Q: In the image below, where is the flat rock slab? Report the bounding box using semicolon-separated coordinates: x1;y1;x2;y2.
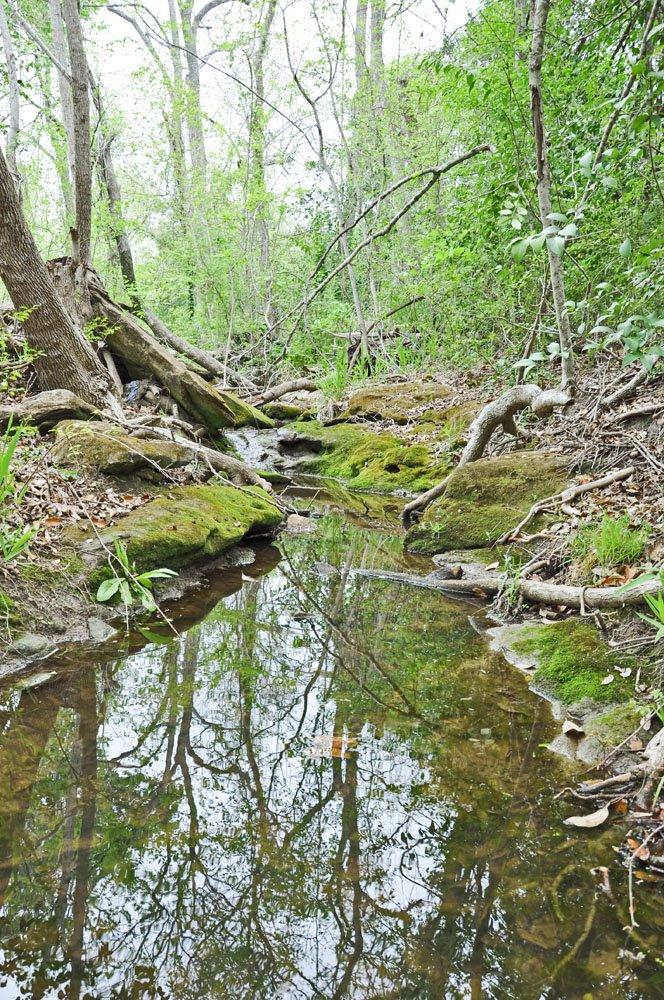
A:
52;420;192;476
345;382;452;423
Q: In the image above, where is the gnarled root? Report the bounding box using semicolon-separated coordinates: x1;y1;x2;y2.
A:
402;384;570;522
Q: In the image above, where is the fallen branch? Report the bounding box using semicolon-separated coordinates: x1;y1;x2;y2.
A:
496;465;635;544
251;378;317;407
130;425;273;491
402;384;570;520
351;566;662;609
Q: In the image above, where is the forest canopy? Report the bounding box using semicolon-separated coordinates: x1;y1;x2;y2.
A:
1;0;661;389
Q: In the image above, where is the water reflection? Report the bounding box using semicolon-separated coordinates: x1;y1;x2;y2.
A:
0;514;661;998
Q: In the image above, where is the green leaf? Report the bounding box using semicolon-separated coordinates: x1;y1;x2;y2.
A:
559;222;578;238
96;578;121;602
547;235;565;257
119;579;133;605
546;212;567;223
619;238;632;257
510;238;529;261
579;151;593;170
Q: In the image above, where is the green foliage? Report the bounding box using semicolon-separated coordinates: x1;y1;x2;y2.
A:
572;515;651;568
0;420;36;563
96;540;178;612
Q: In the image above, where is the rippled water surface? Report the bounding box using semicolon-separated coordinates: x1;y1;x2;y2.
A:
0;490;662;998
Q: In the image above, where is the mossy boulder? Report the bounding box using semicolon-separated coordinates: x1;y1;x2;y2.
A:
512;620;635;708
345;381;451;424
405;450;569;554
280;420;450;492
52;420;193;476
262;401;311;422
75;483;283;580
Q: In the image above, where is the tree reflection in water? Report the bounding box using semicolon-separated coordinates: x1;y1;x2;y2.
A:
0;515;661;999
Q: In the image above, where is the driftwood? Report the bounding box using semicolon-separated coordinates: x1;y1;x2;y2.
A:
0;389;99;432
402;384;570;520
252;378;317;406
351;566;662;610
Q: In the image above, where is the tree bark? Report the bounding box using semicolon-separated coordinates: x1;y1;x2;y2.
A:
61;0;93;267
48;0;76;212
529;0;575;391
0;147;119;411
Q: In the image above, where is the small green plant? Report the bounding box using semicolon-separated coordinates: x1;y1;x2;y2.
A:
96;540;178;611
639;587;664;643
0;419;36;562
572;514;650;568
319;347;351;400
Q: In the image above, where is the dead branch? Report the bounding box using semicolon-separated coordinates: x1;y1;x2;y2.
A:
130;424;273;491
251;378;317;406
402;384;570;520
351;566;662;609
495;465;635;544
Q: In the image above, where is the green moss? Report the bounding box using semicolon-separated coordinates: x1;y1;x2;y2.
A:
514;620;634;706
586;702;644;747
52;420;192;475
82;483;283;583
287;420;450;491
405;451;569;554
262;402;309;421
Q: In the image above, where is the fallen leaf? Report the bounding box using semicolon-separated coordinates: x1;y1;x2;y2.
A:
601;674;615;685
564;805;610;829
627;837;651;861
629;737;644;751
563;720;584;737
485;561;500;571
616;666;632;678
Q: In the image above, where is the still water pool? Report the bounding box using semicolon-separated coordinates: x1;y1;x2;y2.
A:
0;493;661;998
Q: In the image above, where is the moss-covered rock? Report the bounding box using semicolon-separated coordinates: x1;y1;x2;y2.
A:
585;702;644;749
75;483;283;579
405;450;569;554
281;420;450;492
345;381;452;423
513;620;635;708
262;401;311;422
52;420;192;476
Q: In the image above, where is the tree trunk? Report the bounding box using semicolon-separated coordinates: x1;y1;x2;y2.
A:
529;0;575;391
48;0;76;209
61;0;93;267
0;147;119;411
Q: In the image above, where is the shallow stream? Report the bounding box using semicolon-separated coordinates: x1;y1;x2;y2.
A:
0;486;661;998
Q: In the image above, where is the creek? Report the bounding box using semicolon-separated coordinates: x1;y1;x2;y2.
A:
0;483;661;998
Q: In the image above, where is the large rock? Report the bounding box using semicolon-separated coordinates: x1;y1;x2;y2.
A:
0;390;99;433
345;381;452;424
405;450;569;554
75;483;283;579
52;420;192;476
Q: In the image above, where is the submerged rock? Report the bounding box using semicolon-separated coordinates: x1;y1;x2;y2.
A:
74;483;283;579
405;450;568;554
51;420;192;476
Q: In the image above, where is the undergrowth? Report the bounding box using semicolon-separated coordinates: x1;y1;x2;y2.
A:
572;514;650;569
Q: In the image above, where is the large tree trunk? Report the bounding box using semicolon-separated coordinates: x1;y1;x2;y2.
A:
0;2;20;184
0;147;119;411
61;0;93;267
45;264;269;430
529;0;575;391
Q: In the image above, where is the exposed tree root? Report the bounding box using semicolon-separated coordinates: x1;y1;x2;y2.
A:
402;384;570;521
